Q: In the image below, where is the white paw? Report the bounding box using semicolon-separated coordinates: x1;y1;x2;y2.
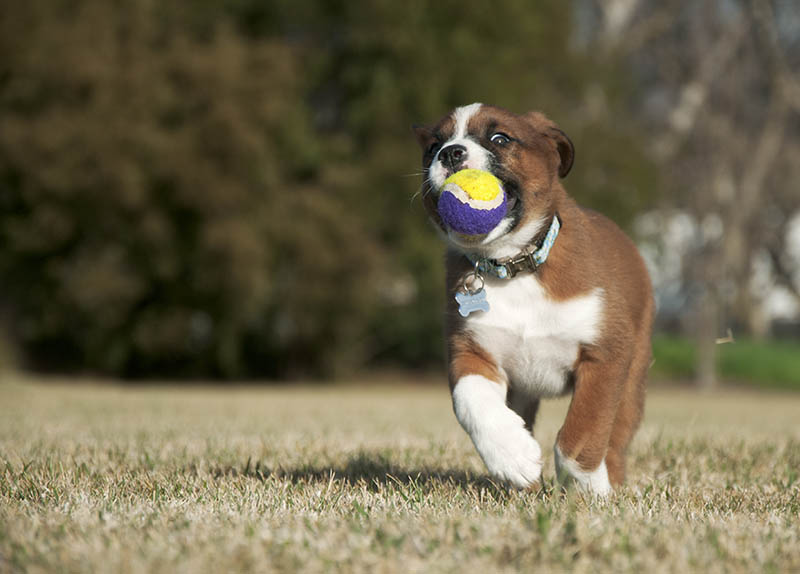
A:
474;421;543;488
452;375;543;489
553;444;612;497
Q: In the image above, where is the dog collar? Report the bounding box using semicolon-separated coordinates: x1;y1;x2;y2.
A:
467;215;560;279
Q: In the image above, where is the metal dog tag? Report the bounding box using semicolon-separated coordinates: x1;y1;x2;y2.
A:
456;264;490;317
455;288;489;317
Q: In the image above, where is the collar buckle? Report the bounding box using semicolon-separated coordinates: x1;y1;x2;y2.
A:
466;215;560;281
501;250;538;278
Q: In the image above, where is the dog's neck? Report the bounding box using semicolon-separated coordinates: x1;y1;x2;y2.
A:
465;215;561;280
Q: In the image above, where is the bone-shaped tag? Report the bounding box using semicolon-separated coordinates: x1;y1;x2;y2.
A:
455;289;490;317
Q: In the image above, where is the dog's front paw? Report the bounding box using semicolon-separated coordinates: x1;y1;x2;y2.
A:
452;374;543;489
476;423;543;488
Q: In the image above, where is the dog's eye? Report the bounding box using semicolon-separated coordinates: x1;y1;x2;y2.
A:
490;133;511;146
427;141;442;156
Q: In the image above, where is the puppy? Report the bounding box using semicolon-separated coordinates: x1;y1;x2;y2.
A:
414;104;654;495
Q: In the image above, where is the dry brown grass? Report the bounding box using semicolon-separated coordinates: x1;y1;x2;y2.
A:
1;374;799;573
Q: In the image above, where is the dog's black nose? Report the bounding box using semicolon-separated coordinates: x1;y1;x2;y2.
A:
438;144;467;170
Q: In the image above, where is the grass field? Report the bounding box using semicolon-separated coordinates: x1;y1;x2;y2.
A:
1;375;799;573
651;336;800;390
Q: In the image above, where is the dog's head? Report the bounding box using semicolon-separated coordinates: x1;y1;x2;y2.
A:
414;104;573;257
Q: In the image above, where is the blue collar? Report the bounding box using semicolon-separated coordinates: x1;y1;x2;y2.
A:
467;215;560;279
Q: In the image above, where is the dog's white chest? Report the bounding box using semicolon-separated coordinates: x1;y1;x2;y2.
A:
464;277;604;397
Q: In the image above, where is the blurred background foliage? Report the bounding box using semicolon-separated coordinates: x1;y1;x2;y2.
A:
0;0;654;379
0;0;797;382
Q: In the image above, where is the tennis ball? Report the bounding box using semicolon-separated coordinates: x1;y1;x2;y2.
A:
437;169;507;235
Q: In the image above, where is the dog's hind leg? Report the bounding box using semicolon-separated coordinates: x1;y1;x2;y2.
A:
605;337;651;487
506;387;540;433
553;354;628;497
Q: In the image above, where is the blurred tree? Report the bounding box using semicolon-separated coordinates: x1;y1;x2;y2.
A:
262;0;659;370
0;0;658;379
580;0;800;387
0;1;380;377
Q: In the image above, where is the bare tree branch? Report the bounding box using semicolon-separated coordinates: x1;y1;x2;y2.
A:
749;0;800;114
653;16;749;161
595;0;702;55
766;244;800;299
597;0;642;40
738;99;788;219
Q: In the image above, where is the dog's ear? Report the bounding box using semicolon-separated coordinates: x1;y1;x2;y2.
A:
524;112;575;178
412;124;434;149
548;128;574;178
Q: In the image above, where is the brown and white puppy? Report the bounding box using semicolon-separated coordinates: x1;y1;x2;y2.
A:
414;104;654;495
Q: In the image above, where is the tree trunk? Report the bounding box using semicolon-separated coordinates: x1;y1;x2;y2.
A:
695;288;719;390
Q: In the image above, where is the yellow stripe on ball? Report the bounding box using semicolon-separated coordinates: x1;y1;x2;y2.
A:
443;169;502;201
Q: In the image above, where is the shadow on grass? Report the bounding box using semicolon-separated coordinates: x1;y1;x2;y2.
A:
204;451;513;492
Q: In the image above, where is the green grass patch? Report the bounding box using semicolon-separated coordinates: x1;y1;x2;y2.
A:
652;335;800;389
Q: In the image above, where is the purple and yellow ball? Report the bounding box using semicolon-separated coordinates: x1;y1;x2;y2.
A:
437;169;507;236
